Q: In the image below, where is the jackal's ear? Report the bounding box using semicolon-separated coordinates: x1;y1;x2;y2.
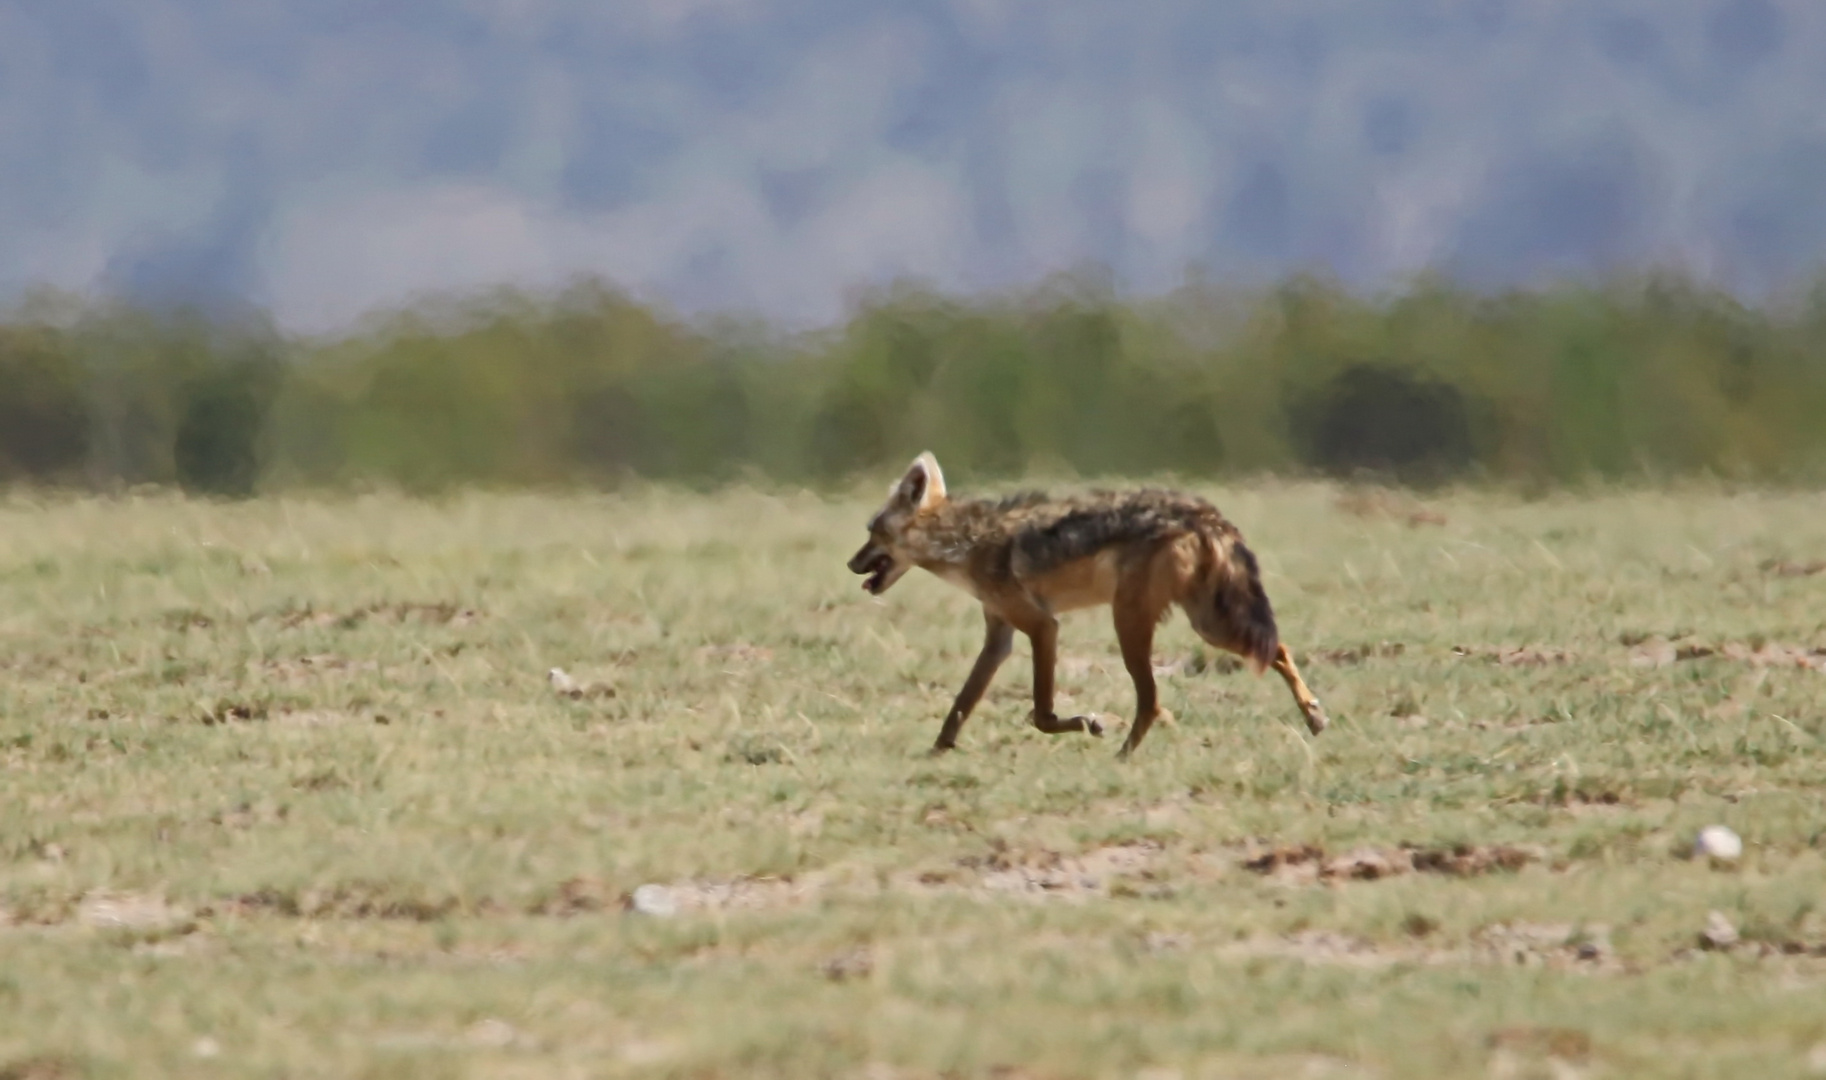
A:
894;451;946;511
911;451;945;506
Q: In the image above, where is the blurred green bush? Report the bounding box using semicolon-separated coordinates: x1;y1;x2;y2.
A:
4;269;1826;494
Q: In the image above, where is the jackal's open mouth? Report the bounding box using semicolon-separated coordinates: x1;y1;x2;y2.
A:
859;553;895;594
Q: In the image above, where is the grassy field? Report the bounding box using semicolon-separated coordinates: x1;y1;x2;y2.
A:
2;480;1826;1079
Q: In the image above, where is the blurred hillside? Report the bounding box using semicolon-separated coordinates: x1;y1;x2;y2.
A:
6;271;1826;495
9;2;1826;328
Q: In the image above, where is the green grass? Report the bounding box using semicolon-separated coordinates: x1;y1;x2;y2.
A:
2;481;1826;1079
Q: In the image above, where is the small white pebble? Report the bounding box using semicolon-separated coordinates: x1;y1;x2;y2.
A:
629;884;678;918
1701;910;1740;950
1695;825;1743;863
467;1018;518;1048
548;668;579;694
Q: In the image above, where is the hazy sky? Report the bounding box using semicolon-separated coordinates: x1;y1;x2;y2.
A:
8;0;1826;330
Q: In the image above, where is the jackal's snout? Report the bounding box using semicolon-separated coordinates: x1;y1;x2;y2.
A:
848;540;898;594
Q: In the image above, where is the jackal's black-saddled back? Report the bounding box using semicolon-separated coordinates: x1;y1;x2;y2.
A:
998;489;1227;574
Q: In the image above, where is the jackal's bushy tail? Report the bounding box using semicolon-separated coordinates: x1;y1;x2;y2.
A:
1187;529;1280;673
1221;539;1280;671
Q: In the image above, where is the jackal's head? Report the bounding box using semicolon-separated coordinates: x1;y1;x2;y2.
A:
848;451;947;595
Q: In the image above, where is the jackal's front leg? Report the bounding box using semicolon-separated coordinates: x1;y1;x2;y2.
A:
1021;614;1104;740
931;611;1014;752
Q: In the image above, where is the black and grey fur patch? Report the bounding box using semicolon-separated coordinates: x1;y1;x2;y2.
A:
1005;490;1219;575
912;489;1234;577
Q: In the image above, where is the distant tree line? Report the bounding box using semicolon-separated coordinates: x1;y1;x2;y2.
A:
5;270;1826;496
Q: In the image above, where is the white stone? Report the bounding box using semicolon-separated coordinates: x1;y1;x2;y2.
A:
1701;910;1740;950
466;1018;518;1048
1695;825;1743;863
629;884;678;917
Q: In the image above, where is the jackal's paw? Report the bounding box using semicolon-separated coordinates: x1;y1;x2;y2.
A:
1303;698;1330;736
1030;711;1102;737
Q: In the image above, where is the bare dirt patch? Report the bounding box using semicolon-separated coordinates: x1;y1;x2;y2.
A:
209;885;458;922
76;891;193;933
959;841;1171;900
1242;841;1544;885
630;875;825;914
1220;921;1619;974
1451;645;1579;666
3;891;200;940
275;709;373;727
1627;636;1826;672
1474;922;1618;971
258;601;481;631
539;873;825;917
1760;558;1826;578
586;843;1183;915
1219;916;1826;979
1061;652;1244;679
1308;642;1407;666
1220;930;1416;969
257;654;381;682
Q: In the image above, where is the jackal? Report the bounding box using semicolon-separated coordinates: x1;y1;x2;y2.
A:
847;452;1328;758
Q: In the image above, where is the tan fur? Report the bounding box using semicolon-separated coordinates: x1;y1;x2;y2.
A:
848;452;1329;758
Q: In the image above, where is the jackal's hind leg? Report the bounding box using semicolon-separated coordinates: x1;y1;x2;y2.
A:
1271;643;1328;735
1114;578;1171;759
1020;613;1104;740
1030;712;1104;736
